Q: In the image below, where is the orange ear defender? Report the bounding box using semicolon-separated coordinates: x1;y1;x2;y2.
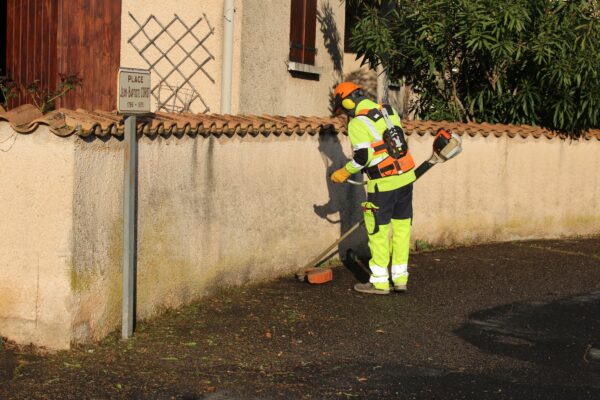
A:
341;98;356;110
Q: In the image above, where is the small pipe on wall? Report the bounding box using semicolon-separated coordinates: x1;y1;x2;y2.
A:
221;0;235;114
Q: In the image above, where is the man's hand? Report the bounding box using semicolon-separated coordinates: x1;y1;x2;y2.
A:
330;167;351;183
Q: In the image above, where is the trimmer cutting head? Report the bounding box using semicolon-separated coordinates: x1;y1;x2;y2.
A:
295;267;333;284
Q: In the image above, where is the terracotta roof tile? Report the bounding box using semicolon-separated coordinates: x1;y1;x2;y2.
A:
0;104;44;133
0;105;599;141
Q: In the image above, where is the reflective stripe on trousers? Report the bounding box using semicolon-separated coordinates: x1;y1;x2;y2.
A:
365;219;412;289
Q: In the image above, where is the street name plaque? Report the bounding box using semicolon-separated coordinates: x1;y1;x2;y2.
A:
117;68;151;114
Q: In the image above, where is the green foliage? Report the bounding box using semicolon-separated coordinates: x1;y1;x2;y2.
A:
348;0;600;137
0;74;18;109
25;73;83;114
415;239;433;252
0;73;82;113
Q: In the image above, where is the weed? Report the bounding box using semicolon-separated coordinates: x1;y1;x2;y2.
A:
0;72;82;113
415;239;434;253
0;74;18;108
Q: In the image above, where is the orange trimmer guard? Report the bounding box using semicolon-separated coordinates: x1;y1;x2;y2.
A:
306;268;333;284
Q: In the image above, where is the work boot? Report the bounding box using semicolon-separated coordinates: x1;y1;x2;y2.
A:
393;274;408;292
353;282;390;295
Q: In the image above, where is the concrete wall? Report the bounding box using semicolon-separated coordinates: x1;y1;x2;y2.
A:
0;125;75;349
2;122;600;349
410;134;600;245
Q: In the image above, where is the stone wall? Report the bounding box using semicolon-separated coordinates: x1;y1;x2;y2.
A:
1;121;599;349
0;125;75;349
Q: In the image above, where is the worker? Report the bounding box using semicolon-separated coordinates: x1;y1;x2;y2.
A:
331;82;416;295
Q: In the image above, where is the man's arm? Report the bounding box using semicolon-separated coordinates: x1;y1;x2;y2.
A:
331;119;373;183
344;119;374;174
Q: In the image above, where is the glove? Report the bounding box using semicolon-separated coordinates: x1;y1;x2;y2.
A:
330;167;351;183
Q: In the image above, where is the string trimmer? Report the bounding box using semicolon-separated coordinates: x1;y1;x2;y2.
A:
296;129;462;283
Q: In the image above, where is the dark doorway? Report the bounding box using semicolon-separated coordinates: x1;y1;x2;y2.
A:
0;0;7;105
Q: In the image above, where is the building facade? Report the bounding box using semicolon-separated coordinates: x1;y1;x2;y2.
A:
2;0;352;116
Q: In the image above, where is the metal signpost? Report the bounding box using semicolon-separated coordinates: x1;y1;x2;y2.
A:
117;67;151;339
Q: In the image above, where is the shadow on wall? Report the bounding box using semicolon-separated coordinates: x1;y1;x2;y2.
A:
317;2;343;77
318;1;344;117
344;67;377;100
344;67;415;119
313;132;369;281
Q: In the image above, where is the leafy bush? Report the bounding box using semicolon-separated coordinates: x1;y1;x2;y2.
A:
348;0;600;137
0;73;82;113
0;74;18;109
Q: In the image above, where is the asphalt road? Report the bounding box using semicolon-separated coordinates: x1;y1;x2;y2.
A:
1;237;599;399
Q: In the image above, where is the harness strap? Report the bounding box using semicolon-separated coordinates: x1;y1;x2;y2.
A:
355;104;415;179
371;140;387;155
365;150;415;179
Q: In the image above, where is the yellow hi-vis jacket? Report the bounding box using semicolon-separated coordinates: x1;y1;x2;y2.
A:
344;99;416;193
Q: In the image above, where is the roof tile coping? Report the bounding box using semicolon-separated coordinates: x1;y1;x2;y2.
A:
0;104;599;141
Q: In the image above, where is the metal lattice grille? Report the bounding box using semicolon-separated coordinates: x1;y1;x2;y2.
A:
128;13;215;113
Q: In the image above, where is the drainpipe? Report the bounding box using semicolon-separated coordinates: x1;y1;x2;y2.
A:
221;0;235;114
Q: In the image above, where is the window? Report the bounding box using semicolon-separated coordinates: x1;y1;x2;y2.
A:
289;0;317;65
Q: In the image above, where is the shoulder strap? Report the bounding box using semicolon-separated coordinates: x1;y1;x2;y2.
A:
380;106;395;130
357;107;383;121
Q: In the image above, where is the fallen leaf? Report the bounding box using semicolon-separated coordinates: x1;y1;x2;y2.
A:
265;331;272;339
357;377;368;383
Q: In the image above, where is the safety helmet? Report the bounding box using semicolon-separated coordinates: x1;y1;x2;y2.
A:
333;82;364;116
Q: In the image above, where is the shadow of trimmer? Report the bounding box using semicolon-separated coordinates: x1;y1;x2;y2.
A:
344;248;371;283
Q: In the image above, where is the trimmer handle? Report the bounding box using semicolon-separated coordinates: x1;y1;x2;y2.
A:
414;161;434;179
347;179;366;186
348;160;433;184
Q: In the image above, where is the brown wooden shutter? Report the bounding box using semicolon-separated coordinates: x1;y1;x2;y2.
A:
303;0;317;65
289;0;317;65
4;0;121;111
56;0;121;110
5;0;59;108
